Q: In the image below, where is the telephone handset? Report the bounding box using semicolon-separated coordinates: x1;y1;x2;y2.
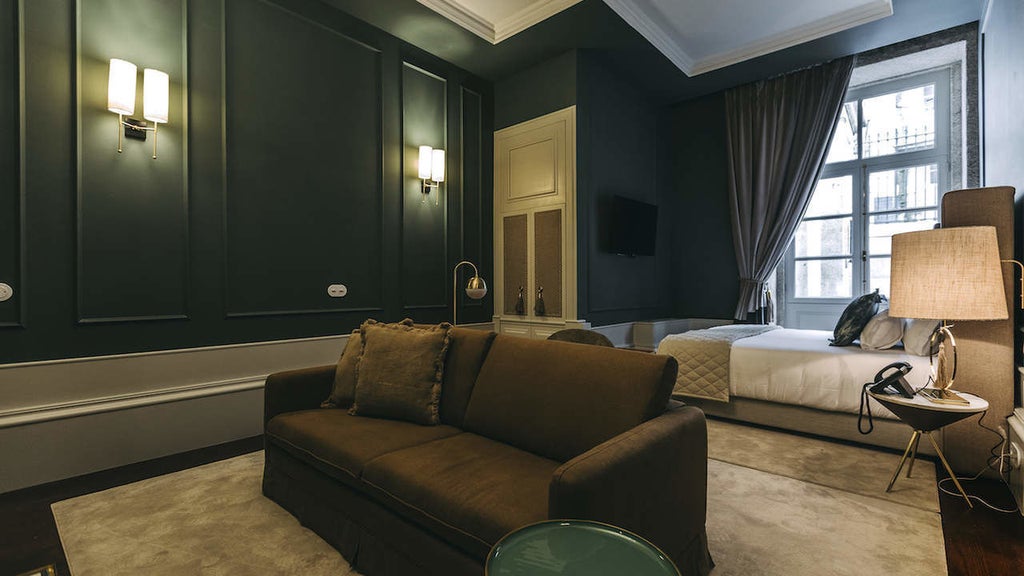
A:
869;361;915;398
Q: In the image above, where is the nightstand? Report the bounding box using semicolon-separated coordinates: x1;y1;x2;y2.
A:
869;389;988;507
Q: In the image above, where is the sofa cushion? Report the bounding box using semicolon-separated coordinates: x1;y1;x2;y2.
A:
462;335;677;462
266;410;461;482
362;433;558;559
439;328;497;427
321;330;361;409
351;319;452;425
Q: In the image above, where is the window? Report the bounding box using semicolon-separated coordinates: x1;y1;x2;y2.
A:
784;69;950;327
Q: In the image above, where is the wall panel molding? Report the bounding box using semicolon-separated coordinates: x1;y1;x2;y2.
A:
0;0;24;328
401;61;448;312
75;0;190;324
222;0;385;319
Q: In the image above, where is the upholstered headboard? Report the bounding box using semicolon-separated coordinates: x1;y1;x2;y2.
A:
941;186;1016;474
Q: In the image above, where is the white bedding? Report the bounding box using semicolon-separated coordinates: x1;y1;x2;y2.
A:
729;328;933;419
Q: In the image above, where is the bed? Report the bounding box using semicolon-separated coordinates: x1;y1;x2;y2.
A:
658;325;937;453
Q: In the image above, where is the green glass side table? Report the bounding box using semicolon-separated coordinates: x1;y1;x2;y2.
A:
486;520;680;576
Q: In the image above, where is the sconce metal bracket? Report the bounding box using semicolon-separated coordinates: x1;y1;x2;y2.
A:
123;118;149;141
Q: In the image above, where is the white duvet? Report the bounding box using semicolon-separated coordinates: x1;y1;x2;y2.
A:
729;328;933;418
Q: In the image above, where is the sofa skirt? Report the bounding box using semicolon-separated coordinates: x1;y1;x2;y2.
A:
262;443;482;576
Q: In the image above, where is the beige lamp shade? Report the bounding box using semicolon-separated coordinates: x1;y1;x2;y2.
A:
107;59;137;115
143;68;169;124
889;226;1008;321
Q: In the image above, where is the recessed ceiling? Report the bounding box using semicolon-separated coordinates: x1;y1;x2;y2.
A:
418;0;895;76
603;0;894;75
416;0;585;43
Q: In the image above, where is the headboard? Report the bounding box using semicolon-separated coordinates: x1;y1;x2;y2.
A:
941;186;1016;474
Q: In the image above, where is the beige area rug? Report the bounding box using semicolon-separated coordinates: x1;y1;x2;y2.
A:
52;423;946;576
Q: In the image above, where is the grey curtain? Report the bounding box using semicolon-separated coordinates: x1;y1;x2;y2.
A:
725;57;855;320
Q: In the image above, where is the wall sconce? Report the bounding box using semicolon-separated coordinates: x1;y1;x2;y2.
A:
107;59;169;159
418;145;445;205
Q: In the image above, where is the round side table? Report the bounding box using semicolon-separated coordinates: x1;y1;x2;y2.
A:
485;520;680;576
869;389;988;507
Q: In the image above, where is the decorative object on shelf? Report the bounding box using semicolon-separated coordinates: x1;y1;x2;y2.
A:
107;59;169;159
535;286;545;316
889;226;1009;391
514;285;525;315
418;145;445;205
452;260;487;325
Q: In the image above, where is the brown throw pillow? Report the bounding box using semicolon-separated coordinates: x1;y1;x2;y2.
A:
321;330;362;409
350;319;452;425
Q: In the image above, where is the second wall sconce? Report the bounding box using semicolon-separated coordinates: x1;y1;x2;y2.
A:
418;145;445;205
108;59;169;159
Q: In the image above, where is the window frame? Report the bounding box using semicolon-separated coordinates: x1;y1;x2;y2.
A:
784;68;951;306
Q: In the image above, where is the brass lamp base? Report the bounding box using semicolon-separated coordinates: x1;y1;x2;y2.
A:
931;323;957;390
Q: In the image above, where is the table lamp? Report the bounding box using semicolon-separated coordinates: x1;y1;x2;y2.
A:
889;226;1008;390
452;260;487;326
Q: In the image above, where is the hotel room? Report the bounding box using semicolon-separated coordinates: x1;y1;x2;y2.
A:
1;0;1023;574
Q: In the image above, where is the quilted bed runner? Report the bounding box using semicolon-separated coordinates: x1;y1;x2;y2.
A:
658;324;780;402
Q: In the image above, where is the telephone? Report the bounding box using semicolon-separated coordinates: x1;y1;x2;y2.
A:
869;361;915;398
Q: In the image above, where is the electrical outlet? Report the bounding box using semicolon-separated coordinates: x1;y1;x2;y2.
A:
327;284;348;298
0;283;12;302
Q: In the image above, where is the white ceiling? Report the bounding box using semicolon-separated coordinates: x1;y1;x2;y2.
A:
418;0;894;76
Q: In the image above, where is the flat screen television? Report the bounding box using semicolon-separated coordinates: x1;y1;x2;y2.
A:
609;195;657;256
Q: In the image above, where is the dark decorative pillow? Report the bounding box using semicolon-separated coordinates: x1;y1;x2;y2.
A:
321;330;362;409
830;289;885;347
350;319;452;425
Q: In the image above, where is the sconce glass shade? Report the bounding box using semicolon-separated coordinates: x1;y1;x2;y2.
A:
418;146;433;179
143;68;169;124
107;59;137;115
431;149;446;183
465;275;487;300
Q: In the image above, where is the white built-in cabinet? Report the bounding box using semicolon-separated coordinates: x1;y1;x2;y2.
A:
492;106;588;339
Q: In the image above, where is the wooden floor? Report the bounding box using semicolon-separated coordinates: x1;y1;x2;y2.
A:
1;436;1022;576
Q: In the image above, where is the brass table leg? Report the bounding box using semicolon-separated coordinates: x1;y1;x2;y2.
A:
927;432;973;508
887;430;920;492
906;432;922;478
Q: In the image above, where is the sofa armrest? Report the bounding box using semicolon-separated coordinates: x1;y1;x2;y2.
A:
548;405;709;569
264;364;336;427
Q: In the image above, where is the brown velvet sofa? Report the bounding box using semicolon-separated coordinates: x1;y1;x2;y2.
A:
262;328;713;576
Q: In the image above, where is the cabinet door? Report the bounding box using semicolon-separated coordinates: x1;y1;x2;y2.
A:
533;208;562;318
495;107;575;213
502;213;529;316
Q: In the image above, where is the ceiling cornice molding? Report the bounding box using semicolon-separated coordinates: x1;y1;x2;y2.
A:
494;0;586;43
688;0;894;75
417;0;585;44
601;0;695;73
416;0;495;42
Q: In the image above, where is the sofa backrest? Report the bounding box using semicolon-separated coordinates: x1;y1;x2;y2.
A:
461;335;678;462
439;327;497;427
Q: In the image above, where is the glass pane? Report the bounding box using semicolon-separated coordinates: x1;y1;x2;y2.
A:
825;102;858;164
794;259;853;298
869;257;891;297
862;84;935;158
794;217;852;257
805;175;853;217
867;210;939;255
868;165;939;212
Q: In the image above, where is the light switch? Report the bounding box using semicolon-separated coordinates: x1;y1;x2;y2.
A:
327;284;348;298
0;283;11;302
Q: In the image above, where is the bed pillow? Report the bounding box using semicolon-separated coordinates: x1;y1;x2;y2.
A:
830;289;885;347
321;330;362;409
350;319;452;425
859;308;903;351
903;318;941;356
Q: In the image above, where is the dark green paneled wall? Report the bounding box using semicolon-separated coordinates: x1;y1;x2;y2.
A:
0;0;492;363
0;0;18;327
494;50;576;130
576;52;673;326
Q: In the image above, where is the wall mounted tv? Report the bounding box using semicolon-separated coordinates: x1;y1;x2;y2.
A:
609;195;657;256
